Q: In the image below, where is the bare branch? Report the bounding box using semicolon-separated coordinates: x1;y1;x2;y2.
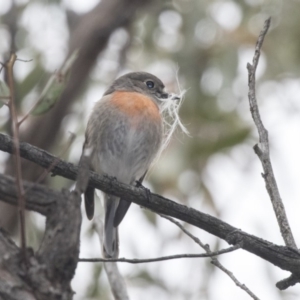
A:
276;274;300;290
79;244;241;264
247;18;296;249
1;170;300;278
0;133;300;282
29;132;76;190
6;53;27;260
15;58;33;63
160;215;260;300
247;17;300;290
0;173;60;216
210;252;260;300
1;133;300;279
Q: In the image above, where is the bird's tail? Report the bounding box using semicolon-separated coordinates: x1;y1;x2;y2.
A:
103;195;119;258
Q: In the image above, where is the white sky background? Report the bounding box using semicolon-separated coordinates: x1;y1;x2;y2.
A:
1;0;300;299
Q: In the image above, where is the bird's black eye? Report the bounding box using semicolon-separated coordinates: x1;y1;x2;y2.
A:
146;80;155;89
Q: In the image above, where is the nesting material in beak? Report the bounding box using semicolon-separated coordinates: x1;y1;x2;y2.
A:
170;93;181;101
158;90;188;156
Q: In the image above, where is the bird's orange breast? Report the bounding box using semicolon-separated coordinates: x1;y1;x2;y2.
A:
110;91;161;122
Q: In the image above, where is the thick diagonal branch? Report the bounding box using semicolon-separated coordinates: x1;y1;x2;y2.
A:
1;133;300;277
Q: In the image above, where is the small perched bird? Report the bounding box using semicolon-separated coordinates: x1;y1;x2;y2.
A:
80;72;181;258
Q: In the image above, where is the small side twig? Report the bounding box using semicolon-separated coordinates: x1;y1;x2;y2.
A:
160;215;260;300
79;244;240;264
15;58;33;63
247;18;297;249
276;274;300;290
6;53;27;261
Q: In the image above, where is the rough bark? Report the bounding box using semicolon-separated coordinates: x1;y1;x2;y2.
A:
0;187;81;300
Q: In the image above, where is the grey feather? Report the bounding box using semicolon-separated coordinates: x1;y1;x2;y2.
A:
103;195;119;258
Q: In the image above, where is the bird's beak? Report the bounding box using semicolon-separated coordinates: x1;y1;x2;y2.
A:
160;91;180;101
171;94;180;100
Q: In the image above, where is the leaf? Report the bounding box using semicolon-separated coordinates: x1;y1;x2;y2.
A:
18;64;45;99
0;81;10;108
0;81;9;97
31;50;78;115
31;74;65;115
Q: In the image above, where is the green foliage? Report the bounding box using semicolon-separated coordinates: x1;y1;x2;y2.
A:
31;72;65;115
0;81;9;108
31;51;78;115
17;64;45;100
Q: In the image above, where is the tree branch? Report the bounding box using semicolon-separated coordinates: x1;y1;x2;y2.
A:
160;215;260;300
79;244;241;264
6;53;27;257
1;133;300;281
247;18;299;289
0;189;81;299
247;18;296;249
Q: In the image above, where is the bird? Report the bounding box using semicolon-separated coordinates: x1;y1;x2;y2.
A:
80;72;179;258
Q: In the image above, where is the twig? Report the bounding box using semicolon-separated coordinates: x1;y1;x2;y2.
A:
276;274;300;290
6;53;27;261
160;215;260;300
79;244;241;263
15;58;33;63
160;214;206;247
209;253;260;300
247;18;297;249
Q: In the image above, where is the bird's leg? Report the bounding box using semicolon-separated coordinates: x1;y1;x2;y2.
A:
135;181;151;202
